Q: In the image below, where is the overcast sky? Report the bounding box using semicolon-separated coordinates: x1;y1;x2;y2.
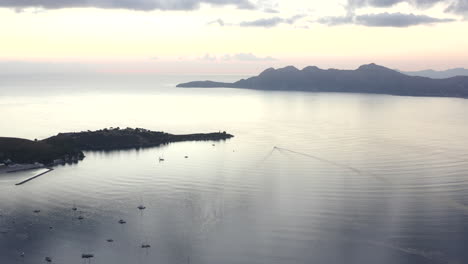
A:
0;0;467;74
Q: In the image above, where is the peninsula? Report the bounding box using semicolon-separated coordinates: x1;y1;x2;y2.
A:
177;63;468;99
0;127;233;166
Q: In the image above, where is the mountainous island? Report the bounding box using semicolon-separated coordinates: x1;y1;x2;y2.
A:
177;63;468;99
402;68;468;79
0;127;233;166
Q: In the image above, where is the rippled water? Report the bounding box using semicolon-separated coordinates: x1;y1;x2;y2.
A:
1;75;468;264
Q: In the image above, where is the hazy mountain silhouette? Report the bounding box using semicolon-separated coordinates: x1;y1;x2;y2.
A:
177;63;468;98
401;68;468;79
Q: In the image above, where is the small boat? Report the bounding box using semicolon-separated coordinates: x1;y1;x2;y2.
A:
45;256;52;262
159;157;165;162
82;254;94;259
118;219;126;224
33;210;41;214
137;205;146;210
141;243;151;249
106;239;114;243
185;156;188;158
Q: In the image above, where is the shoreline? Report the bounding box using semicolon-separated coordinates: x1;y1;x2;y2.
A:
0;163;45;174
1;127;234;166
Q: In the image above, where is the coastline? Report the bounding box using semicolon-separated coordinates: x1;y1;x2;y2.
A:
1;127;234;168
0;163;45;174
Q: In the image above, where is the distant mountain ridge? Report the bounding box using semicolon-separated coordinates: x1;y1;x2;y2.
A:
177;63;468;99
401;68;468;79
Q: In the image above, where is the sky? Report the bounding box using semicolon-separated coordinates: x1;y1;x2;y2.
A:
0;0;467;74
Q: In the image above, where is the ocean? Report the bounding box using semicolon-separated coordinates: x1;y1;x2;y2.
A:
1;73;468;264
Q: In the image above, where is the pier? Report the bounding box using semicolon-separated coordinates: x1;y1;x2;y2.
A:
15;168;54;186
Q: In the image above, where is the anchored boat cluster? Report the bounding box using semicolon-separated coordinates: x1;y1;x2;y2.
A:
3;204;151;263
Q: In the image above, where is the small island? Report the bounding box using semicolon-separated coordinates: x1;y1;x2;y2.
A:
0;127;234;170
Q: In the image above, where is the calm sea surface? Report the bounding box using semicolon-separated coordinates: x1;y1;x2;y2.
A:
1;74;468;264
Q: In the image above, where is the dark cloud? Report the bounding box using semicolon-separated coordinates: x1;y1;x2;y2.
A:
445;0;468;17
0;0;255;11
347;0;468;17
239;15;305;27
356;12;456;26
317;15;354;26
319;0;465;28
317;12;455;27
347;0;443;9
240;17;283;27
207;14;305;28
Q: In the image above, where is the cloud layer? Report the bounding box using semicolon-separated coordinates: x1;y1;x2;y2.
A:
347;0;443;9
239;15;305;27
318;12;456;27
347;0;468;17
2;0;466;28
0;0;255;11
208;14;305;28
356;12;455;26
316;0;464;27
